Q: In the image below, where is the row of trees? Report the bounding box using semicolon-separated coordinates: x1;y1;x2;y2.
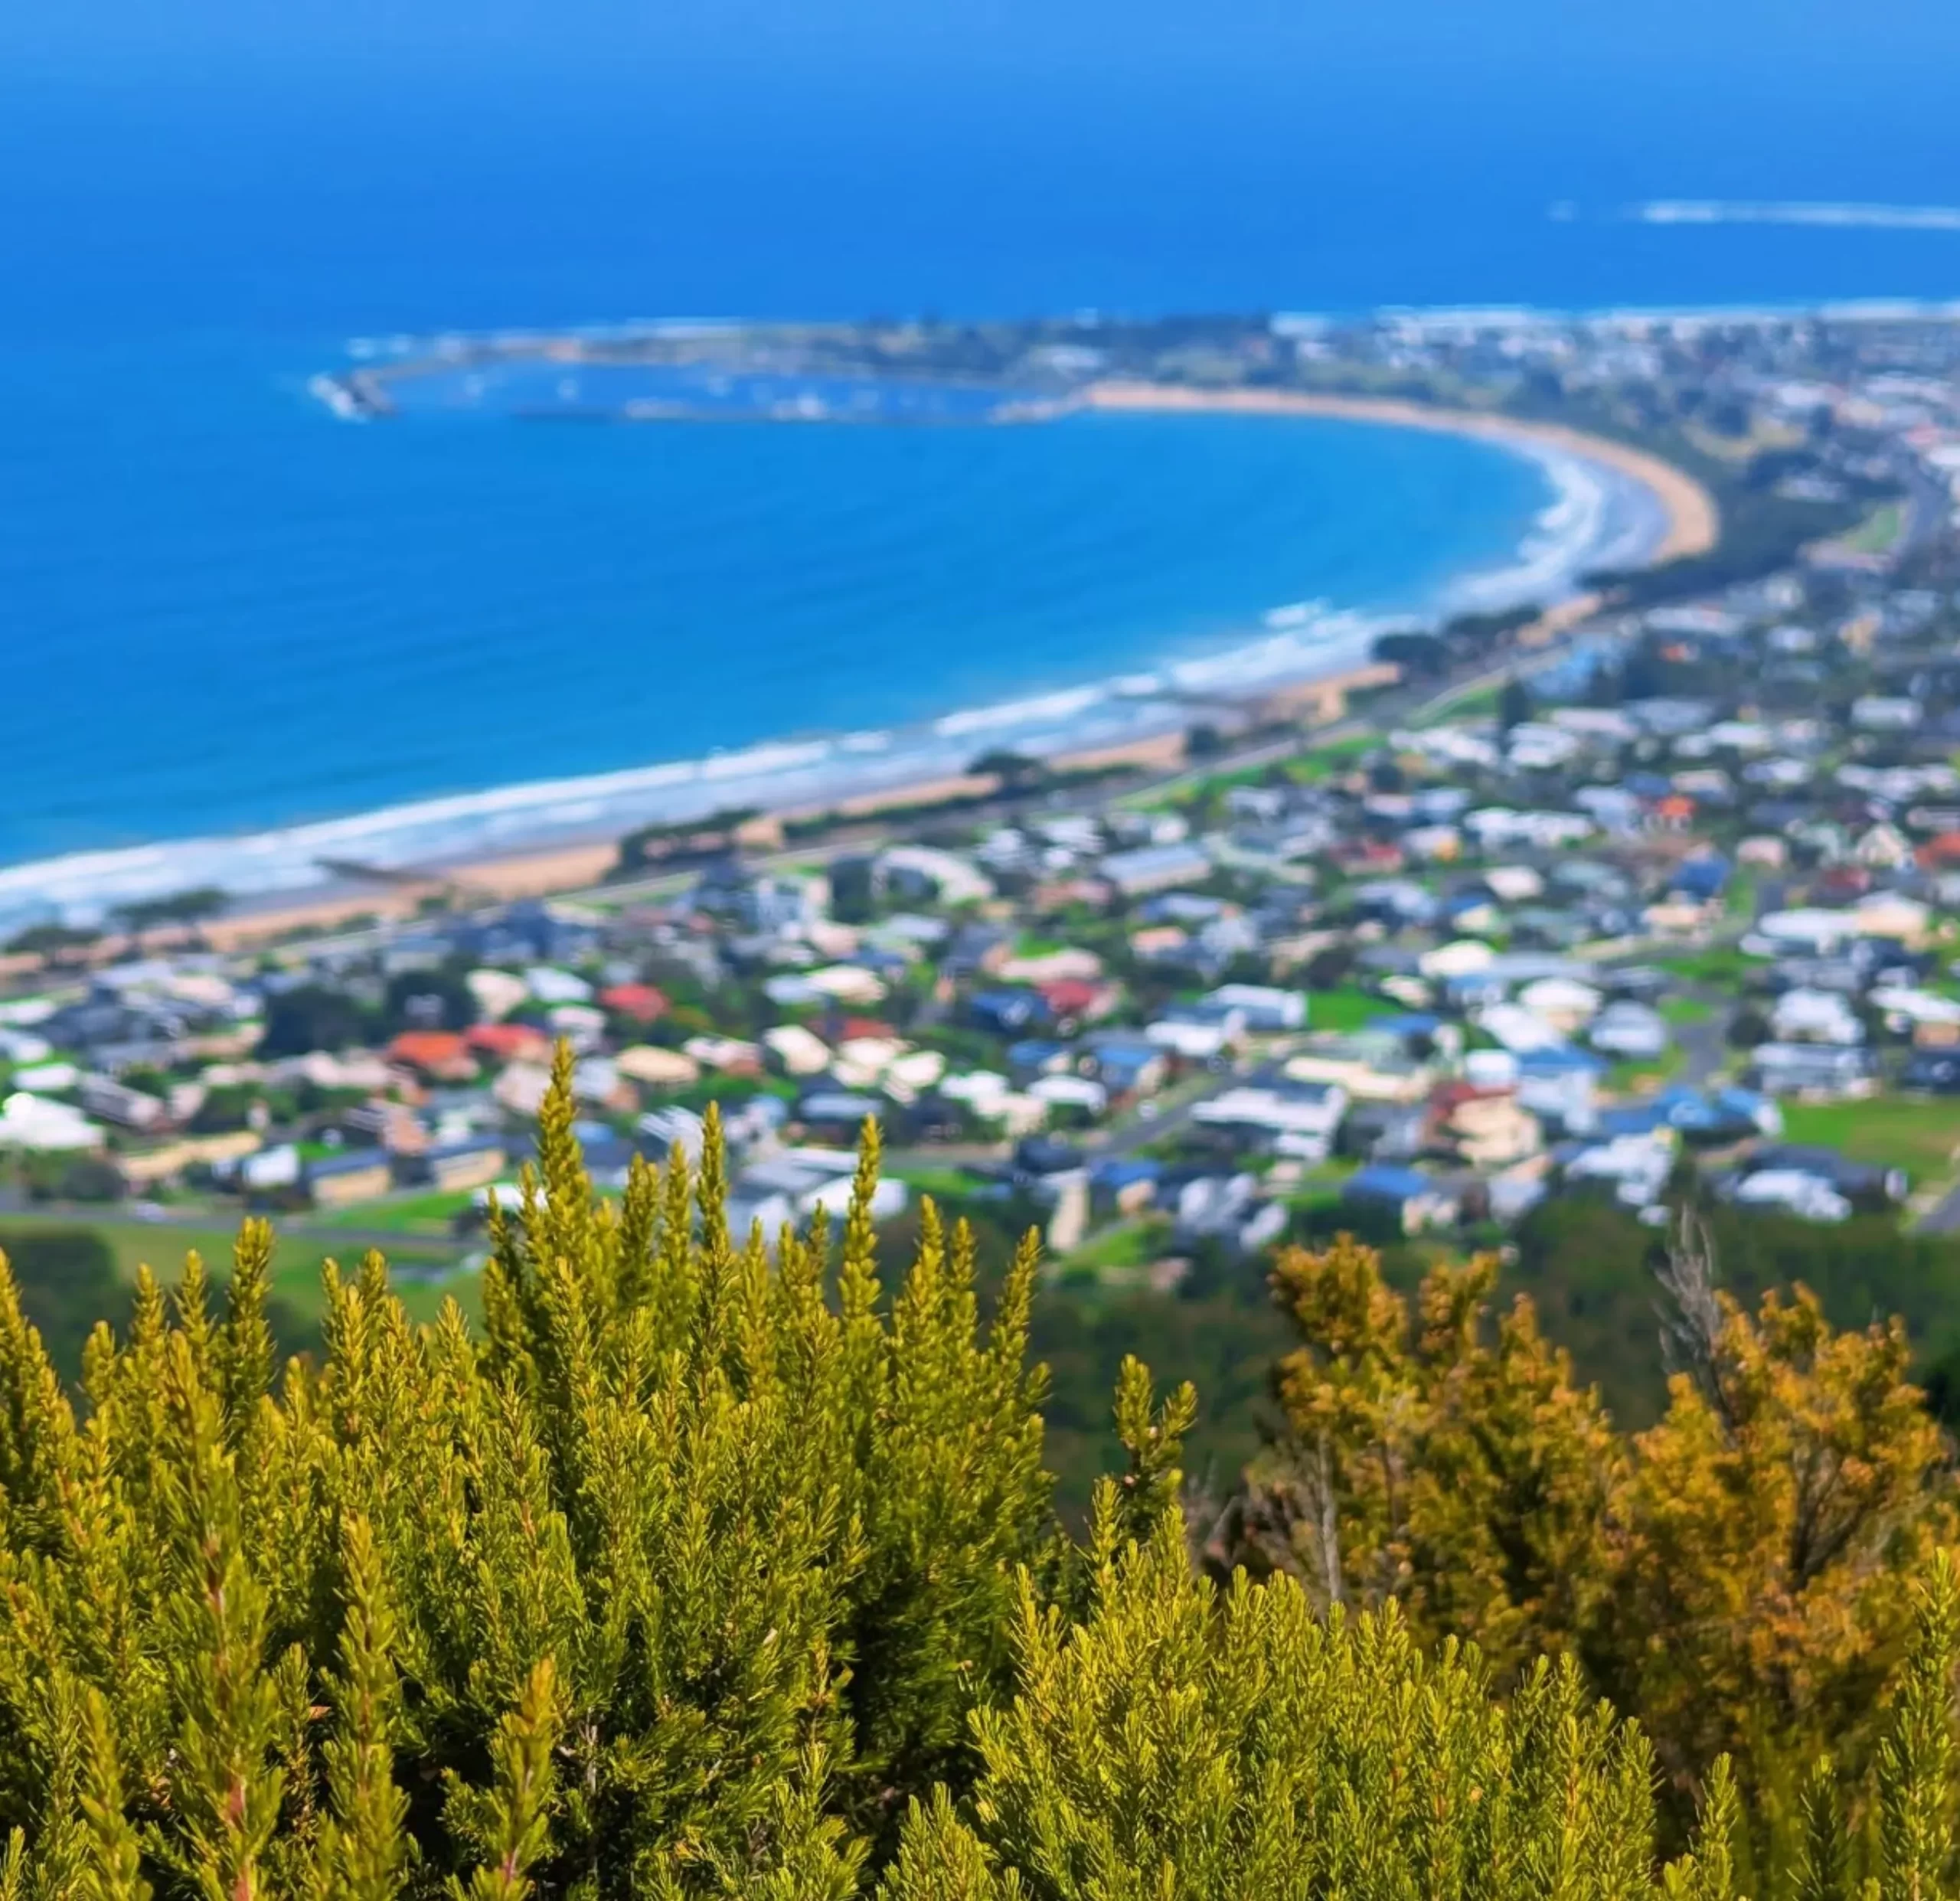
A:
0;1057;1954;1895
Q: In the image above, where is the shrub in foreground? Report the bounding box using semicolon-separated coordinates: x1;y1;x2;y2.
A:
1232;1228;1957;1876
0;1057;1945;1897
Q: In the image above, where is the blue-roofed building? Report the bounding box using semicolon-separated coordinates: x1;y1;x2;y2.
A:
1088;1155;1162;1217
1005;1037;1073;1081
969;989;1052;1037
1515;1044;1606;1076
1710;1086;1782;1139
1595;1086;1773;1145
1138;892;1226;926
449;899;600;966
797;1090;887;1143
1078;1031;1168;1099
1343;1164;1457;1234
1594;1100;1676;1139
1441;971;1509;1011
1669;854;1731;902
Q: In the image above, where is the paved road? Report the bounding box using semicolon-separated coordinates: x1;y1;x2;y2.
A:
1674;986;1734;1090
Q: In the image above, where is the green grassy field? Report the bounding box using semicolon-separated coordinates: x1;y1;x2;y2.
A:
314;1185;483;1234
1284;735;1377;783
1308;985;1389;1032
1778;1095;1960;1185
1057;1217;1172;1278
1653;946;1764;988
1841;500;1905;557
1606;1050;1687;1095
891;1165;978;1203
0;1215;475;1328
1406;681;1504;729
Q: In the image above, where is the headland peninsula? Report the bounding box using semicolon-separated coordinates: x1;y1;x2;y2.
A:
315;309;1717;565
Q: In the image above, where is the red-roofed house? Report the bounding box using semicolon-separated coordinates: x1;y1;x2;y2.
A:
599;982;670;1026
466;1021;553;1065
386;1031;479;1083
1037;978;1120;1031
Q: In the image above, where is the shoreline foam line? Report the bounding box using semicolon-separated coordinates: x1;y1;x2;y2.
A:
0;400;1713;928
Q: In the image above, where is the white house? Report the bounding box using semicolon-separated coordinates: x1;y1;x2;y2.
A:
763;1024;834;1076
1476;1002;1568;1056
1770;988;1864;1047
1146;1018;1236;1062
1192;1083;1348;1162
0;1092;102;1152
1732;1169;1851;1223
1589;1001;1669;1060
1205;983;1308;1032
1564;1131;1674;1209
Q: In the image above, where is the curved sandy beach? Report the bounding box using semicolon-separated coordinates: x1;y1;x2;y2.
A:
1079;381;1719;563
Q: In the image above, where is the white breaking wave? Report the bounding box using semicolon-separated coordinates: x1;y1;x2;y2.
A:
934;687;1107;740
1440;439;1660;615
1633;199;1960;233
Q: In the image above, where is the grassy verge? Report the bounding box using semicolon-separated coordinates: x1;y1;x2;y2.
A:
1606;1050;1686;1095
0;1214;475;1328
1412;683;1501;728
1840;501;1905;557
1308;985;1390;1033
1284;735;1377;783
1778;1095;1960;1186
1654;946;1762;988
1056;1217;1173;1279
314;1186;482;1233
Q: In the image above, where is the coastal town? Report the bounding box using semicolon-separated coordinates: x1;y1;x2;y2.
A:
9;299;1960;1428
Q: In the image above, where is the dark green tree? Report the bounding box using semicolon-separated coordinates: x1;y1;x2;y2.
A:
260;984;372;1058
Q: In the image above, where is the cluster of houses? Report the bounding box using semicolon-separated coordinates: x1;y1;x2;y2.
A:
2;552;1958;1272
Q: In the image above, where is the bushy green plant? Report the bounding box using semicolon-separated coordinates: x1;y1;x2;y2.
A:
0;1050;1945;1899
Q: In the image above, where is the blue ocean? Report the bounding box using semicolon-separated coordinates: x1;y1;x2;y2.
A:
2;2;1958;906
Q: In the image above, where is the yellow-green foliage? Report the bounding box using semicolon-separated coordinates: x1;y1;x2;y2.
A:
0;1053;1060;1897
887;1517;1664;1901
1246;1232;1960;1886
0;1050;1943;1899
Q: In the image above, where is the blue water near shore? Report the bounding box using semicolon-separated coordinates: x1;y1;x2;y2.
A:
2;36;1958;906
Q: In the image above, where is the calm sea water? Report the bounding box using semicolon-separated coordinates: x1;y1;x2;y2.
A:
2;44;1958;875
